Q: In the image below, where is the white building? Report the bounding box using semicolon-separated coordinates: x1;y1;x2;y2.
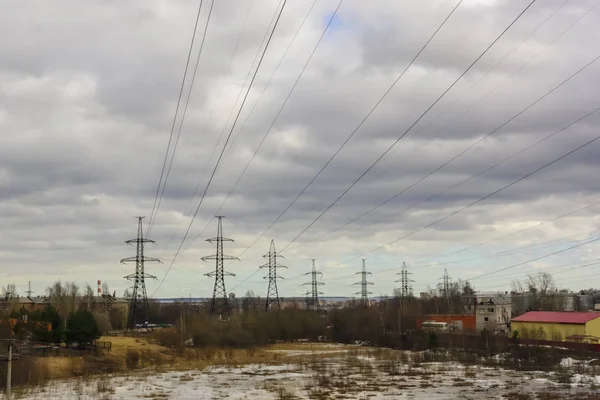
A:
475;292;512;333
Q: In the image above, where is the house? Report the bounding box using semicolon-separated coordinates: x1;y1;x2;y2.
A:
511;311;600;341
0;296;50;314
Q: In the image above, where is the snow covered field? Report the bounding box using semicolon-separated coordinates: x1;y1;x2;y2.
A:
8;349;600;399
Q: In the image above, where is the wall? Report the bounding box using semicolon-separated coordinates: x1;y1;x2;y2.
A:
584;317;600;338
512;321;585;341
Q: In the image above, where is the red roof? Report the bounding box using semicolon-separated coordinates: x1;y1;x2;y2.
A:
512;311;600;324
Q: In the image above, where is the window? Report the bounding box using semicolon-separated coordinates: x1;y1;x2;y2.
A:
484;317;489;322
488;308;494;312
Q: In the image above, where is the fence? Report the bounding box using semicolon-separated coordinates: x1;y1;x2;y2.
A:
14;340;112;358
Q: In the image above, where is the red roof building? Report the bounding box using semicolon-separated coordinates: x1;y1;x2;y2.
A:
511;311;600;341
512;311;600;324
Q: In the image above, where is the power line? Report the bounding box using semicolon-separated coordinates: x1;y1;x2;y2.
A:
185;0;323;250
278;0;537;253
227;0;465;279
410;0;574;143
147;0;208;236
152;0;289;296
166;1;284;249
330;130;600;271
163;0;257;248
285;102;600;252
475;258;600;287
409;193;600;269
319;231;600;284
221;0;319;161
469;236;600;282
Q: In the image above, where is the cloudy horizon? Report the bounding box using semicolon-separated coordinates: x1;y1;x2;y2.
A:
2;0;600;300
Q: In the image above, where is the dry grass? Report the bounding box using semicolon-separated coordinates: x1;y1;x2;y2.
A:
104;336;169;358
266;342;347;352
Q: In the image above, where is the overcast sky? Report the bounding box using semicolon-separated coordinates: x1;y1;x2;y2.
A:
2;0;600;299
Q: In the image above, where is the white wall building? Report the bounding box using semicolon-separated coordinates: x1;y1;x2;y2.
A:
475;292;512;333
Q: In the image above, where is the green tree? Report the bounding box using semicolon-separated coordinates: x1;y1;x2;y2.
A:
65;309;100;345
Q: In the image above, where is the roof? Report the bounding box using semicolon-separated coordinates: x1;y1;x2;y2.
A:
512;311;600;324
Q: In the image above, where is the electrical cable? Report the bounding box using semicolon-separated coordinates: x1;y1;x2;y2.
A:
409;0;573;143
226;0;466;291
470;238;600;282
185;0;323;250
285;103;600;252
147;0;216;237
221;0;319;161
165;0;282;248
278;0;537;253
152;0;289;297
164;0;257;248
409;194;600;269
326;128;600;272
146;0;206;236
289;0;600;250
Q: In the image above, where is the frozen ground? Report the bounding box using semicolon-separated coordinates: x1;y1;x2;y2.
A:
8;351;600;399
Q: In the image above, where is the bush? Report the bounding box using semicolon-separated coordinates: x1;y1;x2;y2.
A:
125;349;140;369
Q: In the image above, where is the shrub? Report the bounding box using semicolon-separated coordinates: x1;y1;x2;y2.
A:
125;349;140;369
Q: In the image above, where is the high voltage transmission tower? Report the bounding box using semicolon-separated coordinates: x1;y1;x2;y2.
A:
353;259;373;306
202;216;238;317
303;259;324;312
121;217;161;329
395;262;413;297
440;268;452;306
260;240;286;311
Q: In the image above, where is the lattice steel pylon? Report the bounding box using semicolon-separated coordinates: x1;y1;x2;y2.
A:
202;216;238;317
303;259;324;312
260;240;286;311
353;259;373;306
121;216;161;329
440;268;451;300
395;262;414;297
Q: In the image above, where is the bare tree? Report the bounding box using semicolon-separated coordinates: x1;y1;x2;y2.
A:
2;283;16;300
526;272;555;296
47;281;80;324
83;284;95;311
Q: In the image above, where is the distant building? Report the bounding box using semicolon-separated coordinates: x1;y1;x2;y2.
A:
579;295;594;311
475;292;511;333
96;294;129;315
0;296;50;314
512;311;600;342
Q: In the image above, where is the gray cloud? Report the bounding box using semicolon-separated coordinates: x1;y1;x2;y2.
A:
1;0;600;298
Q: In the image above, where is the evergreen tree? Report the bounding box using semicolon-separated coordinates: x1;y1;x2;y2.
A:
65;309;100;345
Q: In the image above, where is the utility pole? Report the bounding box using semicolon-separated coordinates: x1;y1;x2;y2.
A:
260;240;286;311
121;216;161;329
202;216;238;317
395;262;413;297
303;259;324;312
353;259;373;307
6;340;13;400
